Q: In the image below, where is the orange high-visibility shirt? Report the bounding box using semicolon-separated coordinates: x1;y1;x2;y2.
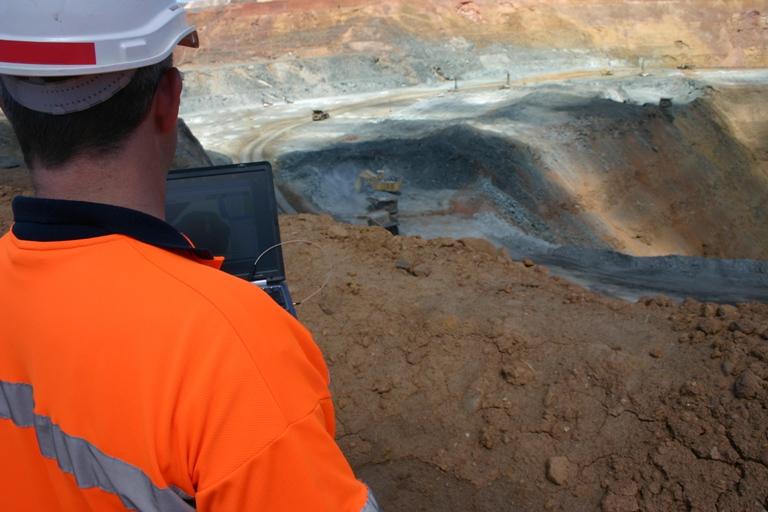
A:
0;197;379;512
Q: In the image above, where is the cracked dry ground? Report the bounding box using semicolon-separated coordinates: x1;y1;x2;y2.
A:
280;215;768;512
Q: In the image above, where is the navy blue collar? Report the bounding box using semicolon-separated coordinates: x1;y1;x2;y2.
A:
11;196;214;259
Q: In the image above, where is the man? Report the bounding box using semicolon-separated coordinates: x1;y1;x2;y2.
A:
0;1;379;510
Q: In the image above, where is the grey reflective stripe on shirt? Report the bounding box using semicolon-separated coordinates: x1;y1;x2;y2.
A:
0;381;194;512
362;488;381;512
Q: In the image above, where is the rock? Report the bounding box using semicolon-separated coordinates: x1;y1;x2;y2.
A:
546;456;573;486
733;370;764;399
728;319;756;335
680;298;701;313
749;344;768;363
395;258;431;277
700;303;718;318
649;348;663;359
680;380;702;396
327;225;350;239
319;301;335;316
434;237;457;248
395;259;413;273
411;263;432;278
721;360;736;375
0;119;23;168
480;428;494;450
523;259;536;268
601;493;639;512
206;150;234;166
0;155;21;169
501;361;536;386
643;295;673;308
460;237;498;256
697;318;723;335
717;305;739;319
690;331;707;344
171;118;215;170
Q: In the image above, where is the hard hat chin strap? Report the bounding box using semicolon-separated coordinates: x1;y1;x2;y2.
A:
0;70;136;115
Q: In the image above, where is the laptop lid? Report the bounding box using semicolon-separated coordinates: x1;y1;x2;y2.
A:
165;162;285;282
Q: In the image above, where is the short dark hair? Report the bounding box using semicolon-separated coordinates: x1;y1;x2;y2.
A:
0;56;172;169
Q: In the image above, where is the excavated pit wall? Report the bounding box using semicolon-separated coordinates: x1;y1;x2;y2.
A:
270;79;768;302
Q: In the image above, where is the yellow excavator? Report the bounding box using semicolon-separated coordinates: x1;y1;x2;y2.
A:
355;169;402;194
355;170;402;235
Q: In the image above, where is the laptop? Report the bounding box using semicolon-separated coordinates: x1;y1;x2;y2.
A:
165;162;297;317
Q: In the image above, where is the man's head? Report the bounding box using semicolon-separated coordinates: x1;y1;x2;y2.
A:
0;0;198;172
0;57;178;170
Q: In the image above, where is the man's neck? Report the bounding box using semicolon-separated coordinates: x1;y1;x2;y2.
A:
31;150;169;220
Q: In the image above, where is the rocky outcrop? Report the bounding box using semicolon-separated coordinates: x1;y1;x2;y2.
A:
0;119;22;169
171;118;214;170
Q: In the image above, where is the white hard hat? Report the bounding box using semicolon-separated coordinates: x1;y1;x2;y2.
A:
0;0;198;115
0;0;198;78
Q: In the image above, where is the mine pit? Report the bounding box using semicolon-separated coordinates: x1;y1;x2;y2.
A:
196;76;768;302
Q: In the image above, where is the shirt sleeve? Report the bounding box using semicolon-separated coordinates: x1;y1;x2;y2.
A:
195;398;375;512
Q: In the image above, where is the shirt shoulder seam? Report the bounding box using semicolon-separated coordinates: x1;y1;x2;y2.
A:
123;239;290;423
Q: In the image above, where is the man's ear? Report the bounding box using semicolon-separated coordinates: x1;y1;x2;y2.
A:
152;68;182;134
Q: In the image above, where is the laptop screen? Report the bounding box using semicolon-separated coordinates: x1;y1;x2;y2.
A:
165;162;285;281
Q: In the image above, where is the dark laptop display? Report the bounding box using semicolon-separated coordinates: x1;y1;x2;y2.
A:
165;162;296;316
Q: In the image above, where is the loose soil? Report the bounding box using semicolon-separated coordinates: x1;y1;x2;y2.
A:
278;214;768;512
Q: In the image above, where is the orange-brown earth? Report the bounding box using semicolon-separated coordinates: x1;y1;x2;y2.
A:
282;215;768;511
180;0;768;68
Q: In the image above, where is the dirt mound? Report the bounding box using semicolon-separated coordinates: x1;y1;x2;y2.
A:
279;214;768;511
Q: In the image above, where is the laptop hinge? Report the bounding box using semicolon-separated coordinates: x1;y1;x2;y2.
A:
251;279;268;287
